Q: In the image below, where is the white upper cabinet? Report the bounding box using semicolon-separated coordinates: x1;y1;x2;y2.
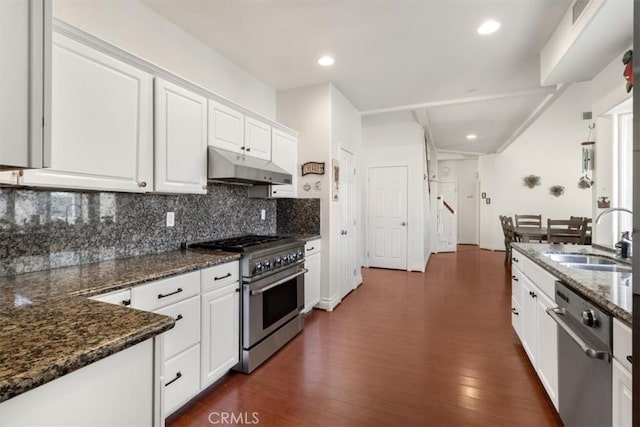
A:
208;101;244;154
270;129;298;198
244;117;271;161
0;0;51;170
21;33;153;192
154;78;207;194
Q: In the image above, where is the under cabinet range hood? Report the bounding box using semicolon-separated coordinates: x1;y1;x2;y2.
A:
207;146;292;186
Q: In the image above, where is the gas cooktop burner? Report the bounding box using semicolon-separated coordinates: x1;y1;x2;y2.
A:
188;235;294;252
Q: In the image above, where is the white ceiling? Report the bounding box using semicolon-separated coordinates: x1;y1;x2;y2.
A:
141;0;574;153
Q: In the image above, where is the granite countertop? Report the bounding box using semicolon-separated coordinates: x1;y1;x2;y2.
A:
0;249;240;403
278;233;322;242
512;243;632;325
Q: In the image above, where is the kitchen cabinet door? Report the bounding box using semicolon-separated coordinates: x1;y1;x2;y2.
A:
201;282;239;389
519;276;537;365
155;78;208;194
270;129;298;198
21;32;154;192
511;297;522;340
304;250;321;313
0;339;155;426
244;117;271;161
612;358;632;427
534;290;558;410
0;0;50;170
208;101;244;154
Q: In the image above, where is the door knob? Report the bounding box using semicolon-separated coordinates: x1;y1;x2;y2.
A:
401;222;407;226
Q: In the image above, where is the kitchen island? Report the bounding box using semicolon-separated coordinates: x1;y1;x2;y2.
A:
512;243;631;325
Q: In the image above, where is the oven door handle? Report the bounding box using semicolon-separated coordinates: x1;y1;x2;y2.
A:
249;269;308;296
546;307;611;362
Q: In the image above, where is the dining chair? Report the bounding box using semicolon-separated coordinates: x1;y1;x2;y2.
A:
499;215;517;262
515;214;542;228
547;218;588;244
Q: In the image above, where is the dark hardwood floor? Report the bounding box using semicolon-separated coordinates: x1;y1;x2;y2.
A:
169;246;562;426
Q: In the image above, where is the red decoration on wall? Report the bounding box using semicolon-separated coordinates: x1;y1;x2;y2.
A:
622;50;633;93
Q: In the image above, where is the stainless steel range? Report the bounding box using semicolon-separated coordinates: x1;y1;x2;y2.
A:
188;235;305;373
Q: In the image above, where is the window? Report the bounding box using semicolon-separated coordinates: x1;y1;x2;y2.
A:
611;104;633;239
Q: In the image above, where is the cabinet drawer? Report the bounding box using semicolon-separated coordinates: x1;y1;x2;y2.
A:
512;249;555;300
305;239;321;256
511;296;522;340
614;318;632;372
164;344;200;416
201;261;239;293
132;271;199;311
90;289;131;308
156;295;201;360
511;266;523;306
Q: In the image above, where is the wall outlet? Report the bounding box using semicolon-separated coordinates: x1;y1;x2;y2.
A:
260;209;266;220
166;212;175;227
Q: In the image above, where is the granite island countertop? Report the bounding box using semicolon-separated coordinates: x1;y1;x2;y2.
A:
0;248;240;403
512;243;632;325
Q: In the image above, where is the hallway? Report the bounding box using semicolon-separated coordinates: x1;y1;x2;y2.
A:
169;246;562;426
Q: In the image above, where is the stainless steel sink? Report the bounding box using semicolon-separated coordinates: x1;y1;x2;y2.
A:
542;252;632;273
558;262;632;273
544;253;617;265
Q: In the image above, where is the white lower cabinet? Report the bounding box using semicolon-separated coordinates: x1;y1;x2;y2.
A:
304;239;322;313
164;343;201;416
613;319;632;427
155;295;201;360
201;282;240;388
511;249;558;411
0;339;155;426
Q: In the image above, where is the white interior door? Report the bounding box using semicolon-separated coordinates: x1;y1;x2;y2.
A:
437;181;457;252
367;166;408;270
339;149;357;298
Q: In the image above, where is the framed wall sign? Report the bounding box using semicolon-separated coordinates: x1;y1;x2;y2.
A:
301;162;325;176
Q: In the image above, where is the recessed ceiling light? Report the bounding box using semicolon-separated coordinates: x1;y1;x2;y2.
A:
466;134;478;140
317;55;335;66
477;20;501;35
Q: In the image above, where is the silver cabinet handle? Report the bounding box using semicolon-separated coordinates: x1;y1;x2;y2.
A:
546;307;611;361
250;269;308;296
138;181;147;188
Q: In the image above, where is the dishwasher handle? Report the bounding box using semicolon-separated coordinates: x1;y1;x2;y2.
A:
546;307;611;362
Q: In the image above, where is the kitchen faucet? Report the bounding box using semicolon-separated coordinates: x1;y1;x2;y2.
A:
595;207;633;259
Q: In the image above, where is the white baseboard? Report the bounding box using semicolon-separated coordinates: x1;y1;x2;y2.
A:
408;263;425;272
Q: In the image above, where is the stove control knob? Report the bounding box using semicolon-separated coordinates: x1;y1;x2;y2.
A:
263;260;271;271
298;250;304;259
254;262;263;274
275;257;282;267
282;255;290;264
581;310;597;327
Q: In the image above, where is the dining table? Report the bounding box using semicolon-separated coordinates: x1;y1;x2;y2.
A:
513;226;547;243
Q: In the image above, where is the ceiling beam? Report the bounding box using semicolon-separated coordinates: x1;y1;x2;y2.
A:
360;86;559;116
495;83;568;153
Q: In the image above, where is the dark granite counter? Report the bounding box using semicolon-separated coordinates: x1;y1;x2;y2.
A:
512;243;632;325
0;249;240;403
278;233;321;242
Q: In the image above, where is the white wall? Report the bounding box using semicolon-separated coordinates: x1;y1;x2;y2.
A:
479;82;594;250
54;0;276;119
362;116;428;271
438;159;479;245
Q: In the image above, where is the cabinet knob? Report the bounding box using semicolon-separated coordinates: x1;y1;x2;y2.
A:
202;185;207;190
246;148;251;152
241;146;246;150
138;181;147;188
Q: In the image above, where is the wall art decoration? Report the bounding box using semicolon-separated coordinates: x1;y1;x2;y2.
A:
623;49;633;93
549;185;565;197
301;162;325;176
598;196;611;209
523;175;541;189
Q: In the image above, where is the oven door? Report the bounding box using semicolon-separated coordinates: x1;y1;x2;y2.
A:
243;263;305;349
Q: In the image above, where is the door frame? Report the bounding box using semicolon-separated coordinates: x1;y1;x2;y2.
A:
365;164;409;271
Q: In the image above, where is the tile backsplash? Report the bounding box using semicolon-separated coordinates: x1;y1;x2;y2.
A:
0;184;276;277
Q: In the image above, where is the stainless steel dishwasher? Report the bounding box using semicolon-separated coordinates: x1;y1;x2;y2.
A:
546;281;612;427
